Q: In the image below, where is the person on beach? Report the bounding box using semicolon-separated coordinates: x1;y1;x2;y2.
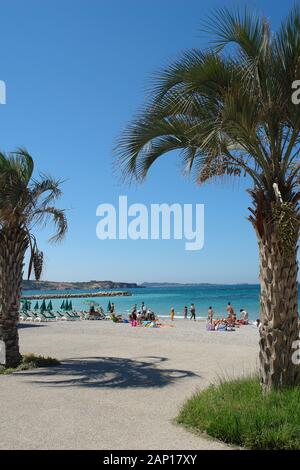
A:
226;302;236;323
240;308;248;323
146;309;153;321
110;303;115;314
141;302;147;317
129;304;137;321
149;310;156;321
170;307;175;321
183;306;188;319
190;303;196;321
208;306;213;323
226;302;233;315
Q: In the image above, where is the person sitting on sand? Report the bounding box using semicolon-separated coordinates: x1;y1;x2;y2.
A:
111;312;123;323
239;308;248;324
145;309;152;321
170;307;175;321
149;310;156;321
215;319;227;331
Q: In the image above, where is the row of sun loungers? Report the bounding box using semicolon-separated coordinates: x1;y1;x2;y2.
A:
19;310;106;322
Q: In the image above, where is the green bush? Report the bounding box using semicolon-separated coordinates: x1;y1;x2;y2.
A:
0;353;60;374
177;377;300;450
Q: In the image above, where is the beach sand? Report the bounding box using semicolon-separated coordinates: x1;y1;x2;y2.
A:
0;319;259;450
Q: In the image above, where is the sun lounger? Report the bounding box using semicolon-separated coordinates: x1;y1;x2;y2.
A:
54;311;68;320
19;311;34;321
84;307;105;320
27;311;39;321
35;312;56;322
61;311;80;320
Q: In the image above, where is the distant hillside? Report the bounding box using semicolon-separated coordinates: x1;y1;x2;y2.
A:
22;280;140;291
140;282;213;288
141;282;258;287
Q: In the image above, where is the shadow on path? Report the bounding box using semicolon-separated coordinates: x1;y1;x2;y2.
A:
18;323;46;329
20;356;199;389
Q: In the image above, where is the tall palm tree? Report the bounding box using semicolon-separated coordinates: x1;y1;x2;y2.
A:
117;7;300;392
0;149;67;367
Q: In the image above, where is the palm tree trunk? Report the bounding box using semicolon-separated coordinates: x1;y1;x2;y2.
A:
0;226;28;368
258;230;300;392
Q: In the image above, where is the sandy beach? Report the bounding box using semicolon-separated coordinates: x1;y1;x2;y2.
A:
0;320;259;450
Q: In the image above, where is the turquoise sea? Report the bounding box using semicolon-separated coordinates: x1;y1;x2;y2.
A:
22;284;263;321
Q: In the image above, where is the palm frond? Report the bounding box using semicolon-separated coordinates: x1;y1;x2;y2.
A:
30;175;63;207
32;206;68;243
116;5;300;220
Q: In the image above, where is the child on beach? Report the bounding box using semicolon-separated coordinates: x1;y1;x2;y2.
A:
183;306;188;319
170;307;175;321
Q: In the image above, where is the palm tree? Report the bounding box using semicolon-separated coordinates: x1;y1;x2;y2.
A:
116;7;300;392
0;149;67;367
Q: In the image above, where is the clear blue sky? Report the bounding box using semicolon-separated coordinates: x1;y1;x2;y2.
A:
0;0;297;284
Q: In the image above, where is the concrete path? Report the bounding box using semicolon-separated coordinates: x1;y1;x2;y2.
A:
0;320;258;449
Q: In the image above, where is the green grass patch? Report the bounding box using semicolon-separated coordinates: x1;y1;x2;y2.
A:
0;353;60;374
177;376;300;450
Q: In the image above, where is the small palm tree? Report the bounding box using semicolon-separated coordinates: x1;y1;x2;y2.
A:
117;7;300;391
0;149;67;367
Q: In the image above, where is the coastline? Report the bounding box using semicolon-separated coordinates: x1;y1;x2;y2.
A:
20;284;262;321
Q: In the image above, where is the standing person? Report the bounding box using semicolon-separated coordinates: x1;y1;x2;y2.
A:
130;304;137;321
226;302;234;316
183;306;188;319
170;307;175;321
110;302;115;314
190;303;196;321
226;302;236;324
208;306;213;323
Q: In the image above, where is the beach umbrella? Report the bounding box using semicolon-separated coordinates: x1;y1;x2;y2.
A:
68;301;73;311
40;299;46;312
60;300;66;310
107;301;111;312
84;300;99;307
34;301;39;310
47;300;53;312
